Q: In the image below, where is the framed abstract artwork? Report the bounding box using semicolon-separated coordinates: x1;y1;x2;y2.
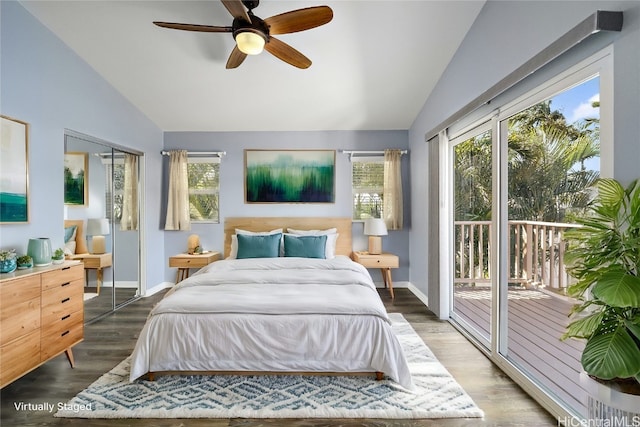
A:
245;149;335;203
64;152;88;206
0;115;29;223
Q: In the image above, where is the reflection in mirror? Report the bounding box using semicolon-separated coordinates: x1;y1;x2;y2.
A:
64;131;141;322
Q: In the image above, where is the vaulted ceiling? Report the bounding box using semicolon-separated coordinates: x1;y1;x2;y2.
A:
21;1;485;132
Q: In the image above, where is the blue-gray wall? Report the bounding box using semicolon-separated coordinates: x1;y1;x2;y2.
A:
163;131;411;285
409;0;640;315
0;1;165;290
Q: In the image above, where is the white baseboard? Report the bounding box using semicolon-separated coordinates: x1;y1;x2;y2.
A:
407;282;429;308
374;280;411;288
143;282;173;297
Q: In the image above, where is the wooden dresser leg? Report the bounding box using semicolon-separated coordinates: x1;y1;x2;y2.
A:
375;371;384;381
147;372;155;381
65;348;76;368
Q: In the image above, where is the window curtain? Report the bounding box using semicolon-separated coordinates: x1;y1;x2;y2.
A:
164;150;191;230
383;149;403;230
120;154;139;231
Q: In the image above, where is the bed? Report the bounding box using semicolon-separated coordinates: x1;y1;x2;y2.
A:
129;217;413;390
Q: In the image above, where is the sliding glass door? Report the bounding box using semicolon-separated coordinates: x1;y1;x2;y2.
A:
445;48;611;419
451;125;493;347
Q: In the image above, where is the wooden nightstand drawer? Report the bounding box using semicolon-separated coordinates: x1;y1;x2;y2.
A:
41;264;84;291
169;252;220;269
352;252;399;268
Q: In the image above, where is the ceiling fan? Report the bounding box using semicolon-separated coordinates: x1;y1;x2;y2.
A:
153;0;333;69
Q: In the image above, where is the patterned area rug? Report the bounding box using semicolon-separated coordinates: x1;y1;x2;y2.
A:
55;313;483;419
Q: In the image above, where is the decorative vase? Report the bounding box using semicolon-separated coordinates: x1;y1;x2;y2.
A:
187;234;200;254
27;238;52;267
0;258;17;274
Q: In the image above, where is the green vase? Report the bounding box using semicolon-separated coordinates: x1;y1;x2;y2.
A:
27;238;52;266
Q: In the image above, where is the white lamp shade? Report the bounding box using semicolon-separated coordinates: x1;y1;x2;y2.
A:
363;218;388;236
86;218;110;236
236;31;265;55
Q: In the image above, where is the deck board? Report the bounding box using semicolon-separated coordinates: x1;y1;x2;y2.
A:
453;287;587;417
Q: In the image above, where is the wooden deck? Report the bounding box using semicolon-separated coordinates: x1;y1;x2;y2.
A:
453;286;587;417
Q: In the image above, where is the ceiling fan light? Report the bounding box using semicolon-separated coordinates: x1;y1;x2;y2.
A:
236;31;265;55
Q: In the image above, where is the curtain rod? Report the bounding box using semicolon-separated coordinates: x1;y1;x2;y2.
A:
161;150;226;157
424;10;623;141
340;150;408;155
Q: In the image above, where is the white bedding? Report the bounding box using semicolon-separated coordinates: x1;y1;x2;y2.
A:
129;256;414;389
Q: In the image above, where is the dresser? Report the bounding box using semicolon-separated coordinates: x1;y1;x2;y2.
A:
0;261;84;388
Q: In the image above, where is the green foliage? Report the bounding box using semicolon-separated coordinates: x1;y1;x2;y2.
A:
246;165;334;203
562;178;640;384
52;248;65;260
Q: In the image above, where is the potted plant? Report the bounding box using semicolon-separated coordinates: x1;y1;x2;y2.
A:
562;178;640;419
0;249;17;273
16;254;33;270
52;248;65;265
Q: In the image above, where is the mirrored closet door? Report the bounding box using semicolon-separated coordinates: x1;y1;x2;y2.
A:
64;130;142;322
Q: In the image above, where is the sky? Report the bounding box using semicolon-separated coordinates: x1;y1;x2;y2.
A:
549;75;600;172
549;76;600;125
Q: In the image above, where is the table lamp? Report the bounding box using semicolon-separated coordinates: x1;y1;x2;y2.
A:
364;217;388;255
86;218;110;254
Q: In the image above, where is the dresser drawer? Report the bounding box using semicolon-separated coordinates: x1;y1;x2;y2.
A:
41;309;83;339
41;279;83;309
1;329;40;388
41;290;83;327
0;296;40;347
355;255;399;269
41;322;83;362
1;275;40;308
41;264;84;291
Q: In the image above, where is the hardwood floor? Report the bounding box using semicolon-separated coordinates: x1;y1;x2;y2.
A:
0;288;557;426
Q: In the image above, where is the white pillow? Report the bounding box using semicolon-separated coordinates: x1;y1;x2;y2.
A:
286;228;338;259
228;228;283;259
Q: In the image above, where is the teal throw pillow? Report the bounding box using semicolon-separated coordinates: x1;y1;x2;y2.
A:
64;225;77;243
236;233;282;259
284;234;327;259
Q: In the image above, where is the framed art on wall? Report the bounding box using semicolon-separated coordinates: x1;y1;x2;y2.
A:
64;152;88;206
0;115;30;223
245;149;335;203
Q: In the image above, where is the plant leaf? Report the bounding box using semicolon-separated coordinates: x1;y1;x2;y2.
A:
625;319;640;341
582;323;640;380
597;178;625;211
592;271;640;308
562;311;604;340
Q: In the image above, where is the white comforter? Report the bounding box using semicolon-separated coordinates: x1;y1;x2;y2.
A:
129;256;413;389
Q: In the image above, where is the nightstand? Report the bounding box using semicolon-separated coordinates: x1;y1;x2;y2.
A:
169;252;221;283
351;251;399;299
70;252;112;295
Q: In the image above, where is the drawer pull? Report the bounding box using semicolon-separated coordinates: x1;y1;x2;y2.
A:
61;330;70;337
61;314;71;321
62;266;71;271
61;297;71;303
61;282;71;287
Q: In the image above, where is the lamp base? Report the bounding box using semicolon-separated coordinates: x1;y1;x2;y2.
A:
368;236;382;255
92;236;106;254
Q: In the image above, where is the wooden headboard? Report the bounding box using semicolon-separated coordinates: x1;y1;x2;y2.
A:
64;219;89;255
224;217;352;258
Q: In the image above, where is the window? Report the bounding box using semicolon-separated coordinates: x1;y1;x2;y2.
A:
351;157;383;220
187;157;220;223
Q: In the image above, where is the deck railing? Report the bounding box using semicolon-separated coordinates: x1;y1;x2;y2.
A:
454;220;578;290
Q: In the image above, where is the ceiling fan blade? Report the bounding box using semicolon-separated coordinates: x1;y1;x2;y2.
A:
264;6;333;35
221;0;251;23
264;37;311;69
226;46;248;69
154;22;232;33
